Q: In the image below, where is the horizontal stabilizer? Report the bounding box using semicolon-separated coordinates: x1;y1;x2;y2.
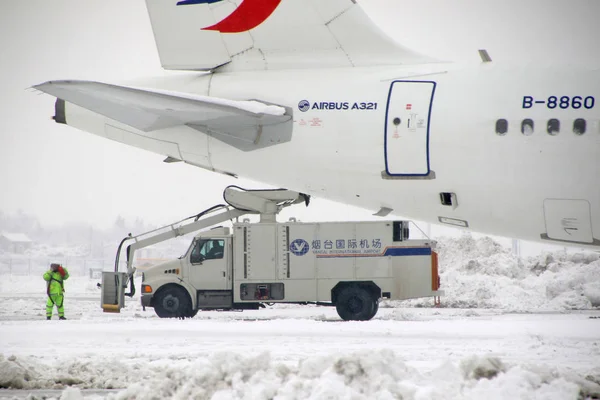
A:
33;80;292;151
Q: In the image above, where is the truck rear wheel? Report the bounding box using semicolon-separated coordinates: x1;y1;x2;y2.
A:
335;286;377;321
366;301;379;320
154;286;192;318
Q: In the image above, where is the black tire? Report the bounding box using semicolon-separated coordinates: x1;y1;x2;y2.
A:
365;300;379;320
335;286;377;321
154;286;192;319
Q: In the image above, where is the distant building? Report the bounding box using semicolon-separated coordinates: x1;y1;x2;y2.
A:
0;233;33;254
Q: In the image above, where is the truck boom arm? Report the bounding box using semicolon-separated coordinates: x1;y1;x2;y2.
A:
118;206;247;276
115;186;309;277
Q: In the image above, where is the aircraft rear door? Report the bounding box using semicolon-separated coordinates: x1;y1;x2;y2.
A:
384;81;436;176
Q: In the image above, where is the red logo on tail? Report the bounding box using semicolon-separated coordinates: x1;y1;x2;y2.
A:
202;0;282;33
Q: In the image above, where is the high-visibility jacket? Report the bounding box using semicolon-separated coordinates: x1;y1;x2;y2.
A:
43;268;69;295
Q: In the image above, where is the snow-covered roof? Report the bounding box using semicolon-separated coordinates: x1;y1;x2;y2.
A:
0;233;32;243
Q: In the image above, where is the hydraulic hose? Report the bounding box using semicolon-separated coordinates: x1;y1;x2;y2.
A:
114;236;131;273
124;274;135;298
192;204;227;221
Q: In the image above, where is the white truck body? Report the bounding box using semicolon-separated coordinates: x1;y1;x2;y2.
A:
140;219;442;320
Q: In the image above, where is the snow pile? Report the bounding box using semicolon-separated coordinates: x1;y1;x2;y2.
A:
0;353;130;391
1;351;598;400
396;235;600;311
0;355;35;390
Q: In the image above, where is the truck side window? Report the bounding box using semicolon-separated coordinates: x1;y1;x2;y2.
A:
205;240;225;260
190;239;225;264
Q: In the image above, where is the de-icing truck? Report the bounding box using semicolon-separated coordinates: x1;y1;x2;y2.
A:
101;186;442;321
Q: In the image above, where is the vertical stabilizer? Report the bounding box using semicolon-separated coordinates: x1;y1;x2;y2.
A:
145;0;436;71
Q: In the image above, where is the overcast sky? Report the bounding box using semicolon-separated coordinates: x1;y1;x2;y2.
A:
0;0;598;235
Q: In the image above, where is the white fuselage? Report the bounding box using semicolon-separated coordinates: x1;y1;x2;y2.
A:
66;63;600;248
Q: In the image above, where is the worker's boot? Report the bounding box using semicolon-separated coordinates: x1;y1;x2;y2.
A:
59;316;66;320
46;317;51;320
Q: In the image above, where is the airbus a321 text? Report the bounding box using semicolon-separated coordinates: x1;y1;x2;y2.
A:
34;0;600;248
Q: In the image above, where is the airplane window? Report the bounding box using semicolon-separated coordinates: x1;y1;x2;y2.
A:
573;119;586;135
521;119;534;135
495;119;508;135
547;119;560;135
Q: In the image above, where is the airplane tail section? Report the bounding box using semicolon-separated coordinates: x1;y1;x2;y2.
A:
145;0;435;71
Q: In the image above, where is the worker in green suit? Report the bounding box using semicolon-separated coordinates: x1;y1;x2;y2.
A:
43;263;69;320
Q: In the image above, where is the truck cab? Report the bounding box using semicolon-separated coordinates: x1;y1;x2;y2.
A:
141;228;238;318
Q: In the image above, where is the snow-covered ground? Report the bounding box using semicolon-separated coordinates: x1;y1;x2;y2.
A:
0;236;599;399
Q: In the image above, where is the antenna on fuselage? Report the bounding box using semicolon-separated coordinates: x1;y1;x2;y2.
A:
478;49;493;63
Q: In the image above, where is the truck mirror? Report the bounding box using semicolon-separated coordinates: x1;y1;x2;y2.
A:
191;253;205;264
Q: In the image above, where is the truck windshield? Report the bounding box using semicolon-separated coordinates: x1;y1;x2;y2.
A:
181;238;206;259
186;239;206;262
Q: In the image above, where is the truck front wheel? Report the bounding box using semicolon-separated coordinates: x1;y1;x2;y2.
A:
154;286;193;318
335;286;377;321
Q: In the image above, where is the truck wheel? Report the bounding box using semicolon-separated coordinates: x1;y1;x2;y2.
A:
336;286;376;321
365;301;379;320
154;286;192;318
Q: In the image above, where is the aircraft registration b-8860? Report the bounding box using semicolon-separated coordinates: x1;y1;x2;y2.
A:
34;0;599;248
